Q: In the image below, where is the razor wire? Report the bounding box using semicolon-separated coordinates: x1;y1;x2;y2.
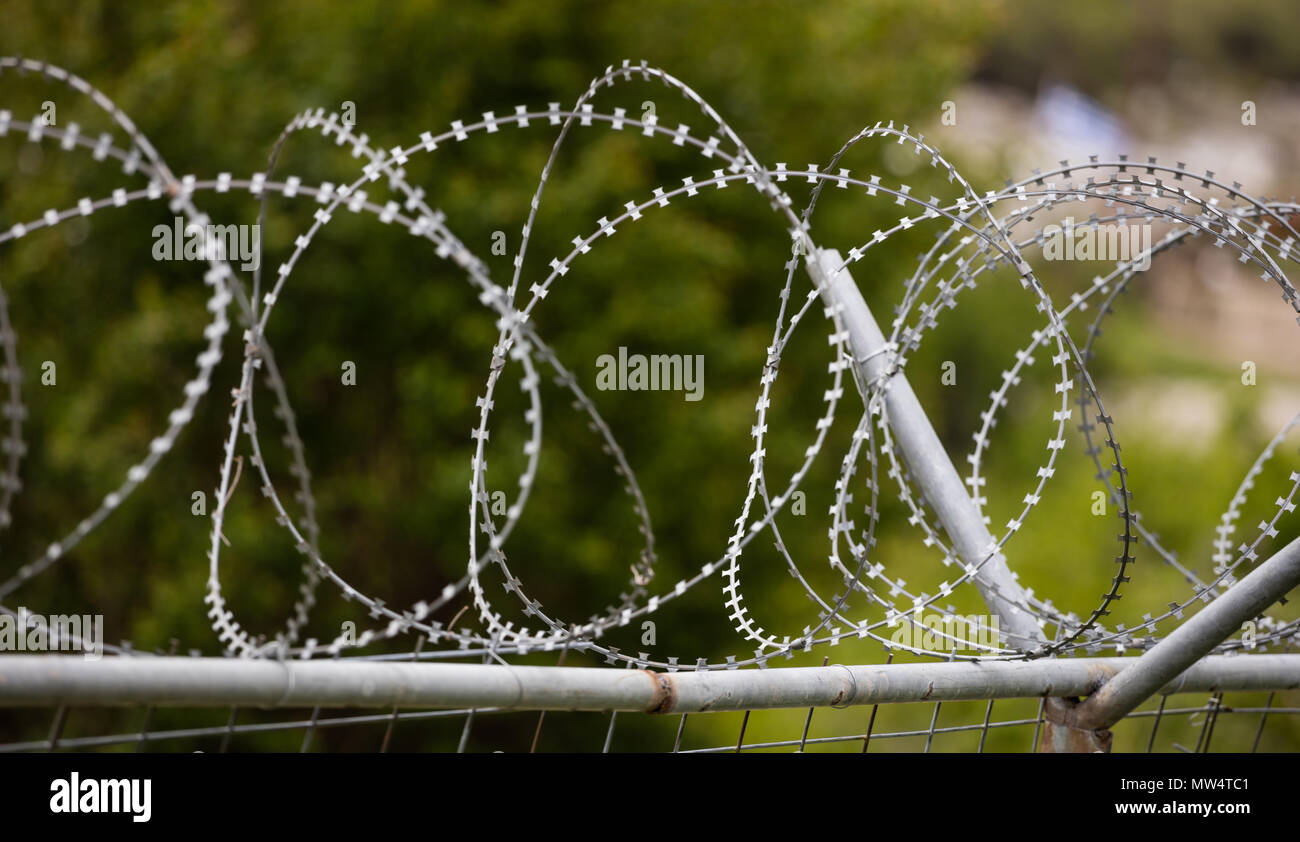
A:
0;57;1298;679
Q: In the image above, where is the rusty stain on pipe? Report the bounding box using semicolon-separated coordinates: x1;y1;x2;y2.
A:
644;670;676;715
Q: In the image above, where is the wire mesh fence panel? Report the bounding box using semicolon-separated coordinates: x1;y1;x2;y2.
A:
3;671;1299;754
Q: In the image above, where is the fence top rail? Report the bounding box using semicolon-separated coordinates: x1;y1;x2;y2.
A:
0;654;1297;713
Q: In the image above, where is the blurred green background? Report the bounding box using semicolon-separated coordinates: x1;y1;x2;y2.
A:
0;0;1298;752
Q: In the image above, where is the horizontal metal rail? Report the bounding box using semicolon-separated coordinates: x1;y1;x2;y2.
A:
1071;532;1300;730
1;654;1297;713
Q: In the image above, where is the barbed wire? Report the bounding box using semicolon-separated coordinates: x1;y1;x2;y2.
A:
1;56;1298;677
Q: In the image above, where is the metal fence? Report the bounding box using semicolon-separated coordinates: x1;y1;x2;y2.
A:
3;652;1298;753
0;57;1298;752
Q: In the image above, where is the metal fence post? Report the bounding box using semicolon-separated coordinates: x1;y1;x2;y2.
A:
807;249;1300;749
808;249;1046;651
1069;533;1300;732
807;248;1113;750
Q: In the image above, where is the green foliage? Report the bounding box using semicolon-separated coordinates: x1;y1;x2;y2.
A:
0;0;1296;752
